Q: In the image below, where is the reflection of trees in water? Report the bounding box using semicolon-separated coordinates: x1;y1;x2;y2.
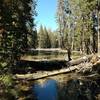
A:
33;79;58;100
58;79;100;100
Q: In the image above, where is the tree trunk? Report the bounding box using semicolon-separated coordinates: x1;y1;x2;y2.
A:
67;48;72;61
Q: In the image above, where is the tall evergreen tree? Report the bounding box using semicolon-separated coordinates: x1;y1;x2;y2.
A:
44;27;51;48
0;0;37;72
38;25;45;48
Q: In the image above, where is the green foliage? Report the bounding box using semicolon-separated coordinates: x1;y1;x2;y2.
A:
43;27;51;48
37;25;60;48
38;25;53;48
0;0;37;71
0;0;37;98
49;30;59;48
28;30;38;48
0;74;13;87
38;25;45;48
56;0;98;54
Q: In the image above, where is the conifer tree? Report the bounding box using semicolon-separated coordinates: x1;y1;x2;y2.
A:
0;0;37;72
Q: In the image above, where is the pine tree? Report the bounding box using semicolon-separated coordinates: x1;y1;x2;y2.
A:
44;27;51;48
38;25;45;48
0;0;37;72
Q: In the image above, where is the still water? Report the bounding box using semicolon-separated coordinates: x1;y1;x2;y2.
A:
33;79;58;100
31;73;99;100
32;74;78;100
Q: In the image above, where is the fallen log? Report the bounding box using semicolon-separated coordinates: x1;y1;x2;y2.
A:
13;63;91;80
19;55;93;69
13;55;94;80
69;55;93;66
13;65;78;80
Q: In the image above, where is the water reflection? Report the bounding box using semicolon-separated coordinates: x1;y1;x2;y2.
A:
33;79;58;100
31;73;99;100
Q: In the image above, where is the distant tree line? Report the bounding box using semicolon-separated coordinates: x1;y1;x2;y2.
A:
37;25;59;48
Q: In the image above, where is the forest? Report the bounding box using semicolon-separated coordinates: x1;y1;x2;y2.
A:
0;0;100;100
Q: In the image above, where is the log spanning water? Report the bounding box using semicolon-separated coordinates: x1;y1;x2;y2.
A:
14;55;95;80
14;66;78;80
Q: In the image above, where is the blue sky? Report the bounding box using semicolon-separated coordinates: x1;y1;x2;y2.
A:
36;0;57;31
